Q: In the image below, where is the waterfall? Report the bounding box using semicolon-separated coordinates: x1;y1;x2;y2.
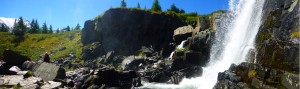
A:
141;0;265;88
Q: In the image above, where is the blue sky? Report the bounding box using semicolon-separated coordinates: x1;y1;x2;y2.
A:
0;0;229;29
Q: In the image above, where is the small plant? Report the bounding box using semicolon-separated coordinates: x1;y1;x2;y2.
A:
137;49;144;57
13;84;21;89
290;31;300;38
248;70;257;78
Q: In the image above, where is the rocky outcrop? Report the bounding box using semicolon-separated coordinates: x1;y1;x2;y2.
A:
255;0;299;73
81;8;186;59
173;26;199;44
215;0;299;88
0;50;30;75
214;62;300;89
66;67;141;88
2;49;29;68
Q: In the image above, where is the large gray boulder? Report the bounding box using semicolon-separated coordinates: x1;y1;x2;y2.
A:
173;26;197;44
32;62;66;81
81;8;186;58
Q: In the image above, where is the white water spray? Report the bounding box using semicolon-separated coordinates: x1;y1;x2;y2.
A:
141;0;265;88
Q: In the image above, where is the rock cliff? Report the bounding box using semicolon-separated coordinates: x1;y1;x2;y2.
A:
214;0;299;88
82;8;186;60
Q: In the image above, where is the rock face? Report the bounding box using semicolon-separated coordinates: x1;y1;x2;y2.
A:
215;0;299;88
82;8;186;59
214;62;300;89
255;0;299;73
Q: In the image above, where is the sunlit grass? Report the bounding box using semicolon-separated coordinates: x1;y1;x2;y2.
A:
0;30;82;61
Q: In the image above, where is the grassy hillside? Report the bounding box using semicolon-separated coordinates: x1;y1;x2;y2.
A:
0;30;82;61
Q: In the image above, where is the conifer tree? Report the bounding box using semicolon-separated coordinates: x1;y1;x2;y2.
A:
42;22;48;34
137;2;141;8
0;24;9;32
49;25;53;34
75;24;81;30
56;28;59;33
13;17;26;37
66;26;70;31
151;0;162;12
34;19;40;33
121;0;127;8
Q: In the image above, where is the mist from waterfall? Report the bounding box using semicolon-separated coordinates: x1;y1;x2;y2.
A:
141;0;265;88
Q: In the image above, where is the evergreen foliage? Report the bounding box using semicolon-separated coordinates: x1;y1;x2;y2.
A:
75;24;81;30
13;17;26;37
67;26;70;31
42;22;48;34
137;2;141;8
0;24;9;32
151;0;162;12
121;0;127;8
49;25;53;34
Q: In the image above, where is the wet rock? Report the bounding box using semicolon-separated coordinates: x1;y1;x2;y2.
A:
95;67;141;87
184;50;209;66
250;77;263;89
281;72;300;89
149;70;171;83
188;30;211;53
217;70;241;83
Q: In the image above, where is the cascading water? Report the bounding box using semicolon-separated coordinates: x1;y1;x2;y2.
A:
141;0;265;88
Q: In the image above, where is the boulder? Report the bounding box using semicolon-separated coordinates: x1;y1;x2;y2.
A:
184;50;209;66
281;72;300;89
2;49;29;67
188;30;211;53
0;75;24;85
81;8;186;57
173;26;195;44
32;62;66;82
19;77;43;87
95;67;141;87
41;81;62;89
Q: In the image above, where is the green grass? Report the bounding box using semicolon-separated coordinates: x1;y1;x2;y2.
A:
0;30;82;61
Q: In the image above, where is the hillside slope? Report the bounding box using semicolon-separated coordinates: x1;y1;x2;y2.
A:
0;30;82;61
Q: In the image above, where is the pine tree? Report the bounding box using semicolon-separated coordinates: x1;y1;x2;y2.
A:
42;22;48;34
121;0;127;8
13;17;26;37
137;2;141;8
0;24;9;32
75;24;81;30
29;19;35;33
66;26;70;31
34;19;40;33
180;9;185;13
56;28;59;33
49;25;53;34
168;4;180;13
151;0;162;12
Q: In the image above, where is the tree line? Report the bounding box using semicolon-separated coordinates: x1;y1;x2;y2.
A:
0;17;81;37
120;0;186;13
